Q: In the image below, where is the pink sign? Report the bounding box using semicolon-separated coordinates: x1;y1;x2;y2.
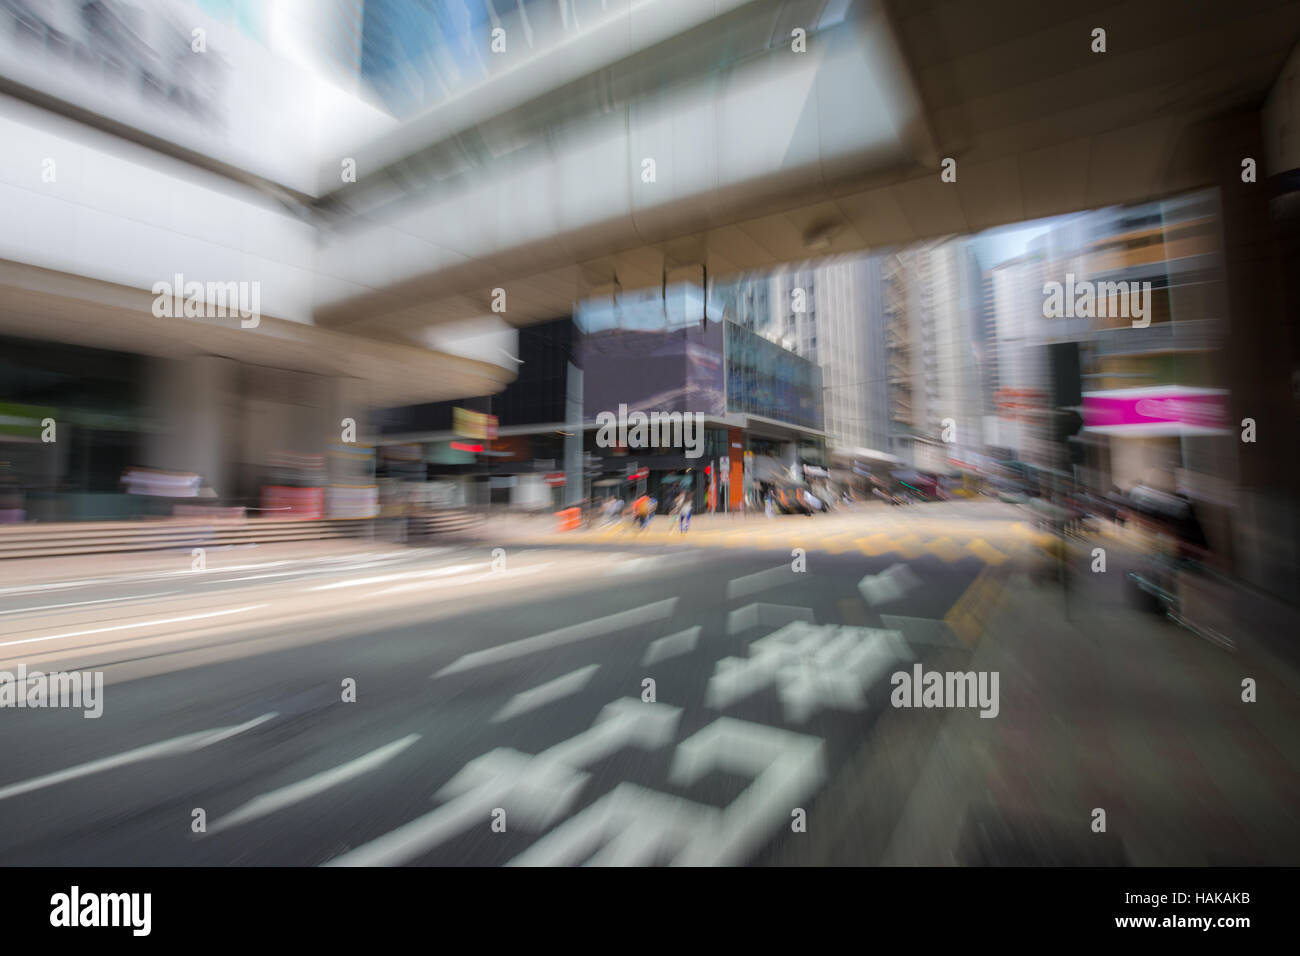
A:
1082;388;1230;435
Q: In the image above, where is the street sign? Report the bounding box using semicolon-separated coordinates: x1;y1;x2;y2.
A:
453;407;499;439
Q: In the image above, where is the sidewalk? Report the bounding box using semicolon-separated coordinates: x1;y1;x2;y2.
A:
876;534;1300;865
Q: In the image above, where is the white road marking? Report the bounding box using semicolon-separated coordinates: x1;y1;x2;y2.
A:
726;602;814;635
509;717;825;867
324;699;681;866
206;734;420;834
0;604;268;649
376;562;550;596
0;713;276;802
0;551;420;596
0;578;109;596
0;591;180;616
491;665;600;723
669;718;826;866
308;564;483;591
706;621;912;723
640;626;701;666
725;565;793;599
857;563;922;607
434;598;678;677
606;553;701;576
224;560;395;582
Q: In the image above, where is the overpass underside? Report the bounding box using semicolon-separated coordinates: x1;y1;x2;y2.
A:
310;0;1300;340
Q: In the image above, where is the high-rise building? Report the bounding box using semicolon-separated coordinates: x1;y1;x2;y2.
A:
756;257;889;454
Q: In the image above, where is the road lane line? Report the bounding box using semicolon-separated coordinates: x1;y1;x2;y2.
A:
641;627;701;665
434;598;678;677
725;565;793;599
0;592;180;616
0;713;277;802
206;734;421;834
491;666;600;723
0;605;269;650
376;562;549;596
308;564;483;592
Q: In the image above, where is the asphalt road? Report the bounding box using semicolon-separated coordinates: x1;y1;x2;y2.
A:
0;530;993;866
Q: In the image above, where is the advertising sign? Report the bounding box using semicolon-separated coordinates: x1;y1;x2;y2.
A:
454;408;500;440
1082;387;1231;436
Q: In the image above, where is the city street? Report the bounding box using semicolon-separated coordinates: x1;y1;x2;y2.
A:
0;502;1295;866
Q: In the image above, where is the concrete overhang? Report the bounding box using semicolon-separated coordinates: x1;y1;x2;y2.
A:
0;259;514;406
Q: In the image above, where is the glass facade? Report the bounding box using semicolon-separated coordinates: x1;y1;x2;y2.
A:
360;0;623;117
724;321;823;430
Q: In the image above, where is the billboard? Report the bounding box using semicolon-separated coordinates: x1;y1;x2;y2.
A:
1082;386;1231;436
724;322;823;430
453;408;499;440
579;287;725;423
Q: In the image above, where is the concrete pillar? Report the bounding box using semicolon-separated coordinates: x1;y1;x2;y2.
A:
144;354;237;497
1187;98;1300;599
564;362;583;507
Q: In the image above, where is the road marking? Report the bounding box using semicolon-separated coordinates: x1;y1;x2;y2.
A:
224;560;397;582
606;553;702;576
707;621;911;722
892;534;924;559
857;563;922;607
0;605;268;650
640;626;701;666
0;713;276;802
924;536;965;563
943;565;1005;644
726;603;814;635
965;538;1007;565
325;700;681;866
309;564;483;591
0;591;180;616
491;665;600;723
207;734;420;834
725;565;793;600
0;552;416;596
510;717;825;866
379;563;544;595
668;718;826;865
434;599;678;677
855;533;892;556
